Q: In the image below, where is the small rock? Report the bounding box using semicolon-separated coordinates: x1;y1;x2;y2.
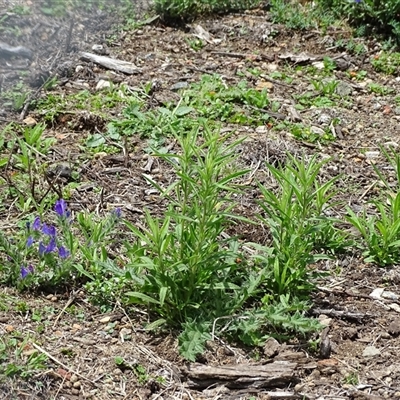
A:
343;327;358;340
92;44;108;55
317;113;331;124
170;81;188;91
51;296;58;302
318;314;333;327
319;336;331;359
381;291;399;300
263;337;281;358
71;388;80;395
255;125;268;134
99;316;111;323
23;116;37;126
73;381;81;389
96;79;111;91
362;345;381;358
336;81;353;96
70;374;78;383
384;141;399;148
370;288;385;299
310;126;325;136
365;151;380;159
294;383;306;393
387;320;400;336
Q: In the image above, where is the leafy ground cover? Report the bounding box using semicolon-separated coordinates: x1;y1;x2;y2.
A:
1;0;400;399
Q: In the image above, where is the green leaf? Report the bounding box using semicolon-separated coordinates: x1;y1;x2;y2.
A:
86;134;105;148
174;106;194;116
178;324;211;362
126;292;160;305
159;286;168;307
145;318;167;330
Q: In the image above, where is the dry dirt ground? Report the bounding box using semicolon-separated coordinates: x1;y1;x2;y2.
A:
1;0;400;399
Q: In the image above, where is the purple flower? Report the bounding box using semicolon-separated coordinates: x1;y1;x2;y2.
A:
45;238;56;254
354;0;361;2
42;224;56;237
39;242;46;256
26;236;34;247
58;246;70;259
113;208;122;219
54;199;70;218
39;239;56;255
20;265;34;279
32;216;41;231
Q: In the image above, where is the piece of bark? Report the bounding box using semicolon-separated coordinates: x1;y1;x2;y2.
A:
187;361;297;390
80;52;141;74
0;41;32;59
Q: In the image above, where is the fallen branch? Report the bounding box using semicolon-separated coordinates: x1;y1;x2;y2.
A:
80;52;142;74
187;361;297;390
311;308;374;321
31;342;96;386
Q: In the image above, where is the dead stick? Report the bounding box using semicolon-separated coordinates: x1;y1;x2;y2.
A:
31;342;96;385
53;290;80;327
66;18;74;53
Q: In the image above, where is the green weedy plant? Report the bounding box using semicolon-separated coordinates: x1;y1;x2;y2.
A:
317;0;400;43
346;148;400;266
154;0;262;21
123;123;262;360
249;154;348;300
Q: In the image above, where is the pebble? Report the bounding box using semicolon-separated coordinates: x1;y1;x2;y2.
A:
365;151;380;159
362;345;381;358
310;126;325;136
317;113;331;124
263;337;281;358
388;319;400;336
73;381;81;389
96;79;111;91
336;81;353;96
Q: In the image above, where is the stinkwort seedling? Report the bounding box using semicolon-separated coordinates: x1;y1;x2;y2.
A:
0;199;122;290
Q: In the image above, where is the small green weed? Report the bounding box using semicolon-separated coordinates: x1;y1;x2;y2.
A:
0;335;48;380
249;154;347;300
347;148;400;266
1;82;30;112
368;82;393;96
371;52;400;75
343;371;359;385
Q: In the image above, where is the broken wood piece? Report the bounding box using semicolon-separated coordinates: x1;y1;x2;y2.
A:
187;361;297;390
0;41;32;59
80;52;142;74
311;308;374;321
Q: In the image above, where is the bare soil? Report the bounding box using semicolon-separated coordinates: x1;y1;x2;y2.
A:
1;1;400;399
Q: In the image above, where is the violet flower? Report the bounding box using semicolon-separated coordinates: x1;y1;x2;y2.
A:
42;223;56;237
20;265;34;279
58;246;70;259
32;216;41;231
54;199;70;218
26;236;34;247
